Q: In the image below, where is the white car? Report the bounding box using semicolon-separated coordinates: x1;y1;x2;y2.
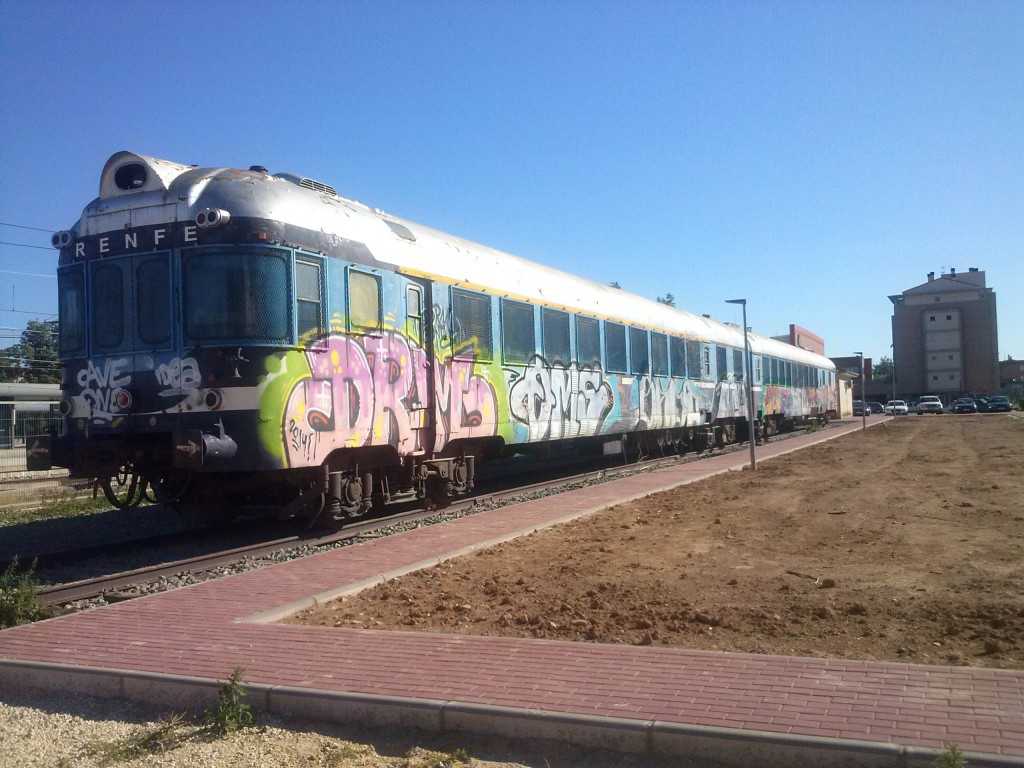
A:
884;400;909;416
917;395;944;415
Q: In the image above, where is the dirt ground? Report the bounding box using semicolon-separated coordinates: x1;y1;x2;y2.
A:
291;415;1024;669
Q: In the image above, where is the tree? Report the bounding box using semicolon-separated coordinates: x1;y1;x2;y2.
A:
873;356;894;383
0;319;59;383
656;293;676;306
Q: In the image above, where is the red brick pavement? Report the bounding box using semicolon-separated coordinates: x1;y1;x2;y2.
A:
2;418;1023;766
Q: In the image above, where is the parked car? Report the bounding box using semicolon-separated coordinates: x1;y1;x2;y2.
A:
906;401;918;413
952;398;977;414
869;402;884;414
852;399;867;416
884;400;909;415
916;395;944;415
976;396;1012;413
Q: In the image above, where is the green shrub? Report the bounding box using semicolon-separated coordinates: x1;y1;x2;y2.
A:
203;667;254;736
934;742;966;768
0;556;40;628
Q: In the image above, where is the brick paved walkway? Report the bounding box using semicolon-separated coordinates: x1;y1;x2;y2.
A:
2;418;1023;767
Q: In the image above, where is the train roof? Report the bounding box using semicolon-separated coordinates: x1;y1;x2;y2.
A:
70;152;833;372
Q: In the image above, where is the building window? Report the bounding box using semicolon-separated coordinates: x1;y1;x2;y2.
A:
946;314;952;320
933;375;939;381
929;315;935;321
934;297;941;302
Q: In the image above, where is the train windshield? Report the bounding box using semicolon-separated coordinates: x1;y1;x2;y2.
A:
57;265;86;355
183;249;289;343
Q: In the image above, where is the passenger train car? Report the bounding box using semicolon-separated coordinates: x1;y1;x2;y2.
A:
40;152;837;524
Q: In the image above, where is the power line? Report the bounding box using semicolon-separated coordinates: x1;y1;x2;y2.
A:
0;240;54;251
0;222;56;233
0;269;56;278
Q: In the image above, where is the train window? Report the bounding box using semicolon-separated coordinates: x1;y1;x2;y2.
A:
716;346;727;381
685;340;701;378
136;257;171;346
542;308;570;366
296;259;323;339
576;316;600;368
451;288;492;360
57;266;86;356
605;322;626;373
651;332;669;376
733;349;744;381
348;270;381;334
501;299;535;365
184;250;289;342
754;356;762;384
701;345;711;379
91;263;124;350
405;284;423;343
629;327;649;375
669;337;686;377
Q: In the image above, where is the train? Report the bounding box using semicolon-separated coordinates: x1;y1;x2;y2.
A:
35;151;837;525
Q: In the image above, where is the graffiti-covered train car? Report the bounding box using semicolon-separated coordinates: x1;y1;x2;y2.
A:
41;152;837;525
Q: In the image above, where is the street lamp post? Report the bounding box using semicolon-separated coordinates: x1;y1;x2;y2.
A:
855;351;866;429
726;299;756;471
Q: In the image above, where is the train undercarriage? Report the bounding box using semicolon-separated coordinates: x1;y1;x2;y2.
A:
77;410;828;528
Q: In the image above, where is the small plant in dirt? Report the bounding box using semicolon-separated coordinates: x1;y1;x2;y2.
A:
934;742;966;768
203;666;254;736
0;556;40;628
85;711;188;764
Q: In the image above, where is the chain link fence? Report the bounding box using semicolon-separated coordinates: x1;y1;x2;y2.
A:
0;402;78;508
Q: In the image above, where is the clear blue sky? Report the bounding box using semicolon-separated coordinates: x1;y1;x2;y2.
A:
2;1;1021;366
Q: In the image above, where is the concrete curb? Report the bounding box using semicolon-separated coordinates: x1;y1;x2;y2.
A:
3;660;1019;768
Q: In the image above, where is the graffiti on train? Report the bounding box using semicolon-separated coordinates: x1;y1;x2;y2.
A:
504;355;614;440
281;332;498;466
76;354;203;423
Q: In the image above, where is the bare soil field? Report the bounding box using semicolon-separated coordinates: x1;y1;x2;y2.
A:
291;414;1024;669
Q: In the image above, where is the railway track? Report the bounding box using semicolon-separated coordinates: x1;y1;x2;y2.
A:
31;425;820;610
33;451;694;608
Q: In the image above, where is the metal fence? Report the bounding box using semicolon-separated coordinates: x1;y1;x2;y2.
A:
0;401;75;508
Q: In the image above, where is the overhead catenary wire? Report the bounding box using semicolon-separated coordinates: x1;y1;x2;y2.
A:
0;240;55;251
0;222;57;233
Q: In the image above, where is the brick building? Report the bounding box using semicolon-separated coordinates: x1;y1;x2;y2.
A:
889;268;999;397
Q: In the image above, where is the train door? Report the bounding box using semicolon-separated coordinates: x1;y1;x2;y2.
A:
84;251;175;431
403;277;435;454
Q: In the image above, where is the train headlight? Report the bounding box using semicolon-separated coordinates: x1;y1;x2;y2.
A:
59;398;74;417
113;389;133;411
195;208;231;228
204;390;223;410
51;230;75;249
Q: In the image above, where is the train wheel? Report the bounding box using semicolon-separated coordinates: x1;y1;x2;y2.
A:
145;472;192;505
318;473;368;528
427;477;453;509
100;466;143;509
